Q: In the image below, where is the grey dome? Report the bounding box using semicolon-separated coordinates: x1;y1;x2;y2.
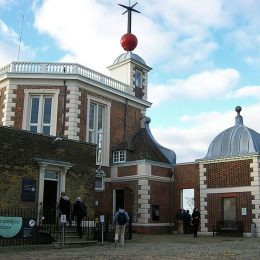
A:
113;51;146;66
204;107;260;160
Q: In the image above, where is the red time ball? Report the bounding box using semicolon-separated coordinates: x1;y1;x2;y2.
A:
120;33;138;51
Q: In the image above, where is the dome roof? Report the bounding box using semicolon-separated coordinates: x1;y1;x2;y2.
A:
113;51;146;66
204;106;260;160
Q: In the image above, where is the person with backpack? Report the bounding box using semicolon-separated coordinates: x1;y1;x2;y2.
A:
113;205;129;246
72;197;87;237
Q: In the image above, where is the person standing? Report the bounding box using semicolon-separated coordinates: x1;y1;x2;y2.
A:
59;192;71;226
175;209;183;234
113;205;129;246
183;210;191;234
192;208;200;237
72;197;87;237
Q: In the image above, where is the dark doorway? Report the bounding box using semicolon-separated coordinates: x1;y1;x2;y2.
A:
43;180;58;223
116;189;124;210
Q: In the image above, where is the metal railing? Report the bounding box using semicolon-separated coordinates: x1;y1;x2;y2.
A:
0;62;130;94
0;207;96;247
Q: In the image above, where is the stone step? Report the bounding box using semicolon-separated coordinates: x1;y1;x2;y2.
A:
53;240;98;248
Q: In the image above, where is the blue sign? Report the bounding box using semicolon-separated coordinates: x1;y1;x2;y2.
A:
0;217;23;238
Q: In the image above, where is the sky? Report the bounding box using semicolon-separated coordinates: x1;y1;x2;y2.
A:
1;0;260;163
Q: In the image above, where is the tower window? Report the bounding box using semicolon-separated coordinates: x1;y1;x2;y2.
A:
135;70;142;88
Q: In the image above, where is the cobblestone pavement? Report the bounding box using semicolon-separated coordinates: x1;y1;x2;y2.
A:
1;234;260;260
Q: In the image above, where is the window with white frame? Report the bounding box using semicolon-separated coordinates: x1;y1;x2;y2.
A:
135;69;143;88
29;95;52;135
87;99;110;165
113;150;126;163
95;166;105;191
23;89;59;136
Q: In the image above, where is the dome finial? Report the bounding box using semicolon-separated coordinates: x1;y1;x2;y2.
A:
235;106;242;115
235;106;243;125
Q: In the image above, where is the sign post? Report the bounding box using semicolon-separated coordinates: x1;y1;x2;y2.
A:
60;215;66;247
100;214;104;245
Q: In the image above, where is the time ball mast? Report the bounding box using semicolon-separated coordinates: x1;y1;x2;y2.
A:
119;2;140;52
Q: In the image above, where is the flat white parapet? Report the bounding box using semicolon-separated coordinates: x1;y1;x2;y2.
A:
0;62;130;94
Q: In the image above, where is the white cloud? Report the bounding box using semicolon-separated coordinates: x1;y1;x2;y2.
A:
151;102;260;163
227;86;260;99
32;0;232;73
148;69;240;106
0;20;35;66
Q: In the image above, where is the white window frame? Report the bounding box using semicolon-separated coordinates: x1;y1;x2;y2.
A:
113;150;126;163
22;89;60;136
95;176;104;191
86;96;111;166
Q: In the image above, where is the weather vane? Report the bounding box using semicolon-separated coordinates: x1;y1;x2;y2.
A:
118;1;140;52
118;2;140;34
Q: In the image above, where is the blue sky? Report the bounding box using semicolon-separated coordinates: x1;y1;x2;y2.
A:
1;0;260;163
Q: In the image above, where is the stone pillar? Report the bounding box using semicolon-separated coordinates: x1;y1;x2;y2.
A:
2;84;17;126
65;85;81;140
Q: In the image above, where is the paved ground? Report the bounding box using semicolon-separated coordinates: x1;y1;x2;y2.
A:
0;234;260;259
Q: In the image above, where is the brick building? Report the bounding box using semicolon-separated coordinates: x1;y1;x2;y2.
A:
0;125;96;219
0;44;176;233
172;106;260;237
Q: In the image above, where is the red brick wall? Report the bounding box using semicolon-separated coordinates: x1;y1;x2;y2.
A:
149;180;170;223
206;159;252;188
110;101;142;146
0;87;5;125
152;166;169;177
173;163;200;227
118;165;137;177
95;181;138;219
207;192;252;232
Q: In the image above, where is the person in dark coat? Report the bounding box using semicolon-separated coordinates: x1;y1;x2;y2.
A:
192;208;200;237
59;192;71;226
72;197;87;237
183;210;191;234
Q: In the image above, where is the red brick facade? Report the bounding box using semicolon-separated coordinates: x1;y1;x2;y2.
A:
207;192;252;232
205;159;252;188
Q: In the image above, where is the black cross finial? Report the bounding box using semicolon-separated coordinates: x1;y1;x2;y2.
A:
118;2;140;34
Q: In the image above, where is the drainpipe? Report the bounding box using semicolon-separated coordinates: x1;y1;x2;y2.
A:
168;168;174;232
124;98;128;142
61;67;67;136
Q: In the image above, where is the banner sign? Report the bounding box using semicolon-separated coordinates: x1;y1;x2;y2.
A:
0;217;23;238
0;217;36;239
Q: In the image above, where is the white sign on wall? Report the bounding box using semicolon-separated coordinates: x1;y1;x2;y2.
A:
60;215;67;223
241;208;247;216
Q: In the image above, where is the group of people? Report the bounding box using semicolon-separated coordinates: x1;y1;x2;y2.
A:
175;208;200;237
59;192;130;245
58;192;87;237
59;192;200;244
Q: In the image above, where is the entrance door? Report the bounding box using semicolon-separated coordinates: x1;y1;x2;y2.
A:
43;179;58;223
116;190;125;211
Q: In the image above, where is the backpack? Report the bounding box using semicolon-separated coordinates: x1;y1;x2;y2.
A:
117;212;127;225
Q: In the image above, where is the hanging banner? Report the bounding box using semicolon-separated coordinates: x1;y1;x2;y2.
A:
0;216;23;238
0;217;36;239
